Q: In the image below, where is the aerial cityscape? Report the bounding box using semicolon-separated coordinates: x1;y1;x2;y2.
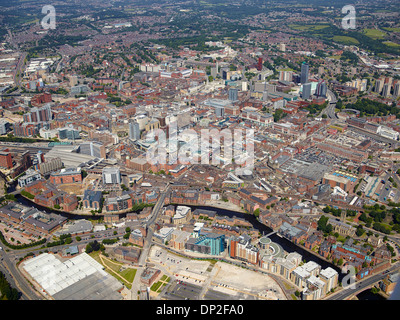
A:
1;0;400;305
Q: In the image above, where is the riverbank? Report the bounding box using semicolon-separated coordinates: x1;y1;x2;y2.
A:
13;194;343;280
16;194;152;220
202;200;245;213
168;204;344;280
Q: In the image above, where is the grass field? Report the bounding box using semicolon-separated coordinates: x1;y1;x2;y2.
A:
383;41;400;48
150;275;170;293
363;28;387;40
383;27;400;32
332;35;360;45
288;24;330;32
89;251;137;289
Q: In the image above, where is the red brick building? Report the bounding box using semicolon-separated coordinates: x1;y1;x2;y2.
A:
49;167;82;185
30;92;52;107
0;148;13;169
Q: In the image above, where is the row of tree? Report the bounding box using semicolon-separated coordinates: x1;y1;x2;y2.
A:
0;271;19;300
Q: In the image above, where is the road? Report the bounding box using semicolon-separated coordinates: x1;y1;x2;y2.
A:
348;125;399;147
326;263;400;300
130;184;170;299
0;213;143;300
13;52;27;89
320;89;338;119
0;248;40;300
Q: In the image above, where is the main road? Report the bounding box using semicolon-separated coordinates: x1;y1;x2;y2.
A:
325;262;400;300
130;184;171;299
0;248;40;300
320;89;338;119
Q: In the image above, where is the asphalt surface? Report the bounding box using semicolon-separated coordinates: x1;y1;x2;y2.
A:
326;263;400;300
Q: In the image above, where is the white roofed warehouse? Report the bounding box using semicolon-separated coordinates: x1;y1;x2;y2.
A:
20;252;124;300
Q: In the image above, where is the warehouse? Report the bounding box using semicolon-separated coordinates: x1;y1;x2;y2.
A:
21;252;123;300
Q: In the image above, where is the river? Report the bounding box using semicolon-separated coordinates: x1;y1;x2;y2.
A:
14;195;343;280
178;204;344;281
356;288;386;300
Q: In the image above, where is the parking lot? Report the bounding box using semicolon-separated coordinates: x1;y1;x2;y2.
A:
295;146;344;166
161;280;203;300
151;247;210;277
149;246;287;300
0;221;41;245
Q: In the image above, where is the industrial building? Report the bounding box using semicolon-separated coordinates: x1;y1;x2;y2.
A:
44;144;104;167
21;252;123;300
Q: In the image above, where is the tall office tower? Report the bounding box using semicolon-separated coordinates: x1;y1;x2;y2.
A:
215;106;224;118
374;79;384;94
279;71;293;82
360;79;368;92
257;57;263;71
128;120;140;140
315;80;327;97
300;62;309;84
384;76;393;87
382;83;391;98
228;88;238;102
393;82;400;98
302;83;312;100
23;104;52;123
279;43;286;52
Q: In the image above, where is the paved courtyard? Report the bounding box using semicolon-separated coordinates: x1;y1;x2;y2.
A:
149;245;287;300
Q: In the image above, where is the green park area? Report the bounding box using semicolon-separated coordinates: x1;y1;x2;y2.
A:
332;35;360;45
363;28;387;40
150;275;171;293
289;24;330;32
383;41;400;48
89;251;137;289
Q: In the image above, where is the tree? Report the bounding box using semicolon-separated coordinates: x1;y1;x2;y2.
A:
85;240;101;253
356;225;365;237
273;109;286;122
317;214;334;235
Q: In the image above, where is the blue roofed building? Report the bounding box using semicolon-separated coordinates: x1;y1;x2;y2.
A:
185;232;225;255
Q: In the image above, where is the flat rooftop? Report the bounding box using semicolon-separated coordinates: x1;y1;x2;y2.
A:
22;252;123;299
